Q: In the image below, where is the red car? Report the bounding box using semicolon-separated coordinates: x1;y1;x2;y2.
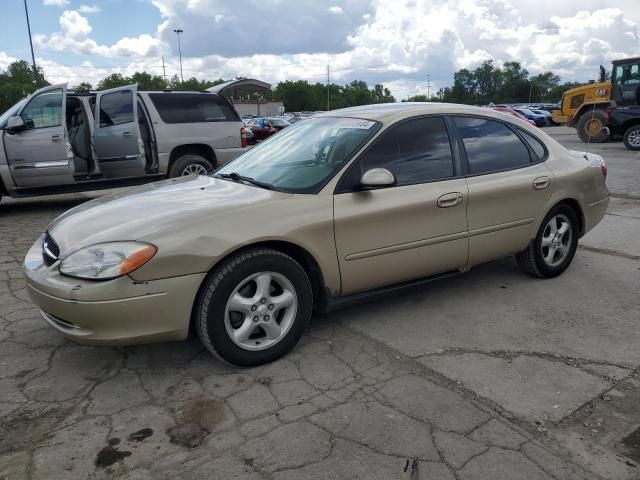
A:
250;117;290;141
489;106;537;127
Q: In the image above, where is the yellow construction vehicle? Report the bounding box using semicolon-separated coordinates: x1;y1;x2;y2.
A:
552;57;640;142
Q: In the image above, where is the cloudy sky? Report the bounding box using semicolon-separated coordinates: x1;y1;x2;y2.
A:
1;0;639;99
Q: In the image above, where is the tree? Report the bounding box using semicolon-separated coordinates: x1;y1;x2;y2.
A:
529;72;561;102
71;81;93;92
97;73;129;90
129;72;166;90
0;60;48;114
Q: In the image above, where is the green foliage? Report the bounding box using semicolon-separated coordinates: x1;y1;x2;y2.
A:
71;81;93;92
438;60;566;104
273;79;394;111
0;60;48;114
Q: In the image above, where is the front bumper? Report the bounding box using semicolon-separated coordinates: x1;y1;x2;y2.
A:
23;237;206;345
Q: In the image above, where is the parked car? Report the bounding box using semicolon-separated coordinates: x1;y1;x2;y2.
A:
529;108;553;122
249;117;290;141
489;106;537;126
513;107;549;127
244;126;257;146
24;103;609;366
605;105;640;150
0;82;250;202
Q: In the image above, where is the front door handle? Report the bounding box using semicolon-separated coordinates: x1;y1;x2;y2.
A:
51;135;62;143
437;192;463;208
533;176;550;190
122;131;132;138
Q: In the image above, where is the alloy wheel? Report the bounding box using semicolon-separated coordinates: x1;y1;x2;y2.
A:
181;163;209;176
628;129;640;148
540;214;572;267
224;272;298;351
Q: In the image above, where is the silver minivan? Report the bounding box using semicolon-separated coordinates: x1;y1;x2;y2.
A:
0;83;250;201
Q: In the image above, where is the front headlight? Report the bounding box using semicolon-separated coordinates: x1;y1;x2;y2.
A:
59;242;157;280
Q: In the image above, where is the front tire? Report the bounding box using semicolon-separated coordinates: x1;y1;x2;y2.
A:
623;125;640;151
195;248;313;366
576;110;607;143
516;204;579;278
169;154;214;178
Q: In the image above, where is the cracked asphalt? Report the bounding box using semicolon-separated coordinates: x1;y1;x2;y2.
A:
1;127;639;479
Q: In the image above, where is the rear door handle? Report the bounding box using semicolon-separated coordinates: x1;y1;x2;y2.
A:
533;176;550;190
437;192;463;208
122;131;132;138
51;135;62;143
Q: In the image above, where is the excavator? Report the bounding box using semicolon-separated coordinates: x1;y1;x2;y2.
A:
552;57;640;142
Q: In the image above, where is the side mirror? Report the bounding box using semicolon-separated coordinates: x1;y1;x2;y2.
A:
6;116;25;132
360;168;396;189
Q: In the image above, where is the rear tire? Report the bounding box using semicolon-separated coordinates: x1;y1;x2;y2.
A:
623;125;640;151
516;204;579;279
576;110;607;143
169;154;214;178
195;248;313;367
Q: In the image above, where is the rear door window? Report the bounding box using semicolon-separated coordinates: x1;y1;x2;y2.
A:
454;117;531;174
149;93;239;123
99;90;134;127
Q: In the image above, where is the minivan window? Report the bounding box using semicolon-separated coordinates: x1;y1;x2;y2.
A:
21;89;63;129
99;90;134;127
455;117;531;174
149;93;238;123
353;116;454;187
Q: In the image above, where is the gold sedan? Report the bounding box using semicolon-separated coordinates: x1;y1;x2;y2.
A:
24;103;609;366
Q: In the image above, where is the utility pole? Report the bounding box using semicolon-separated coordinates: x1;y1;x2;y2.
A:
528;81;533;104
161;56;167;87
173;29;184;84
426;69;431;101
23;0;39;86
326;65;330;111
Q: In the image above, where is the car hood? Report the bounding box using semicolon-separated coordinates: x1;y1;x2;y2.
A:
48;176;289;255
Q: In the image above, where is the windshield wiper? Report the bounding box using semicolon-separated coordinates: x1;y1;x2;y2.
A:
214;172;275;190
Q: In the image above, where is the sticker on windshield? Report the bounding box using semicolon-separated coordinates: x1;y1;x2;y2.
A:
340;119;376;129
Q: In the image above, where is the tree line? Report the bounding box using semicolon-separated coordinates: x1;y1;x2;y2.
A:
1;58;589;116
407;60;581;104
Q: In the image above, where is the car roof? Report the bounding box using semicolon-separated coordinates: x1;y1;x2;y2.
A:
314;102;507;122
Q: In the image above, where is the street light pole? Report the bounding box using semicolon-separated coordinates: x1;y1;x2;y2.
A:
23;0;39;86
173;29;184;84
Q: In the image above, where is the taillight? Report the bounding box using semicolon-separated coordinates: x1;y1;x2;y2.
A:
241;127;247;148
600;159;608;177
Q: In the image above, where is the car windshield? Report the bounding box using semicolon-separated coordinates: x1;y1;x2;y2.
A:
216;116;380;194
0;98;27;129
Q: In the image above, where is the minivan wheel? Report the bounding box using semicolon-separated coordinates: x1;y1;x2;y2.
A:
195;248;313;367
623;125;640;151
169;154;214;178
516;204;579;278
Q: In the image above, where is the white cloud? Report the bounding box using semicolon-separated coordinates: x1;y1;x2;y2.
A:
43;0;69;6
34;10;165;58
78;4;101;13
23;0;640;99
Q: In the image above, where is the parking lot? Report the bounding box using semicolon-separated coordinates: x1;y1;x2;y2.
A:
0;127;639;479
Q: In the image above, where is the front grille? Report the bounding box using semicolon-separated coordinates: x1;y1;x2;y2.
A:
42;232;60;266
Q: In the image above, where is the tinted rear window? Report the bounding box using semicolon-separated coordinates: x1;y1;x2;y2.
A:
454;117;531;174
149;93;239;123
